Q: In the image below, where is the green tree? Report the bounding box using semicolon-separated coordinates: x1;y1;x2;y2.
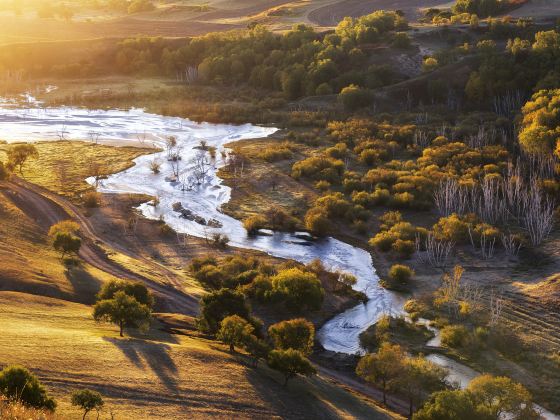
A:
52;232;81;261
395;357;448;417
93;291;151;337
388;264;415;284
199;288;251;333
48;220;80;237
0;365;56;410
267;349;316;386
413;390;484;420
356;342;405;404
270;268;324;311
6;144;38;175
268;318;315;355
518;89;560;156
71;389;104;420
217;315;254;352
96;280;154;308
468;375;537;419
338;84;371;111
243;335;269;368
414;375;538;420
304;208;330;236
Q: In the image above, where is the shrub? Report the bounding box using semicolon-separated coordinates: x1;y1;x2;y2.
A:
423;57;438;72
370;231;397;252
194;265;225;289
265;206;298;231
270;268;324;311
210;233;229;249
292;156;345;183
440;324;470;348
0;366;56;410
392;239;415;259
388;264;414;284
379;211;402;230
392;32;411;48
248;275;273;301
243;215;267;235
258;143;294;162
82;191;101;208
304;208;330;236
432;214;469;242
315;180;331;191
338;84;372;111
315;83;333;95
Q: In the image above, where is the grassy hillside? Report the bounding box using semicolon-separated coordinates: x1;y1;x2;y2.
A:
0;184;116;302
0;291;400;419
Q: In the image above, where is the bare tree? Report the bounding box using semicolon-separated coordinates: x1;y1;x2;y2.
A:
413;129;430;149
57;124;68;140
489;290;505;328
170;157;181;178
501;232;523;257
87;130;101;145
434;178;467;216
478;177;508;225
417;233;454;268
521;184;554;246
439;265;464;318
166;136;178;160
191;151;209;184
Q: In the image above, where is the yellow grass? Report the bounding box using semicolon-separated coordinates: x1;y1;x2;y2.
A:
0;141;154;200
0;291;399;419
219;138;318;226
0;191;120;302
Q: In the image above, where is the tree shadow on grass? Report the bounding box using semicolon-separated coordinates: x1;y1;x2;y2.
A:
104;337;180;393
64;264;102;304
242;359;393;420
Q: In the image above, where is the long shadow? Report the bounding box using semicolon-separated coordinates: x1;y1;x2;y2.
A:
104;337;180;393
64;264;103;304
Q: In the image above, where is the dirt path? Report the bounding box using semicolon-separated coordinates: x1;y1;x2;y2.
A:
1;178;198;315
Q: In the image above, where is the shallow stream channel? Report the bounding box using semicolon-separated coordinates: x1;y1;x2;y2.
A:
1;94;556;419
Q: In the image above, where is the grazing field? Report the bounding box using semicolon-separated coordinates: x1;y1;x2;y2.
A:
0;291;399;419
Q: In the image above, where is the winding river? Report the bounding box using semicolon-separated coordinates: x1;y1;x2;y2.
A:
0;95;556;419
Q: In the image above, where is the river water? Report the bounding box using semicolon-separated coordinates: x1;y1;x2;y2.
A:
0;97;556;418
